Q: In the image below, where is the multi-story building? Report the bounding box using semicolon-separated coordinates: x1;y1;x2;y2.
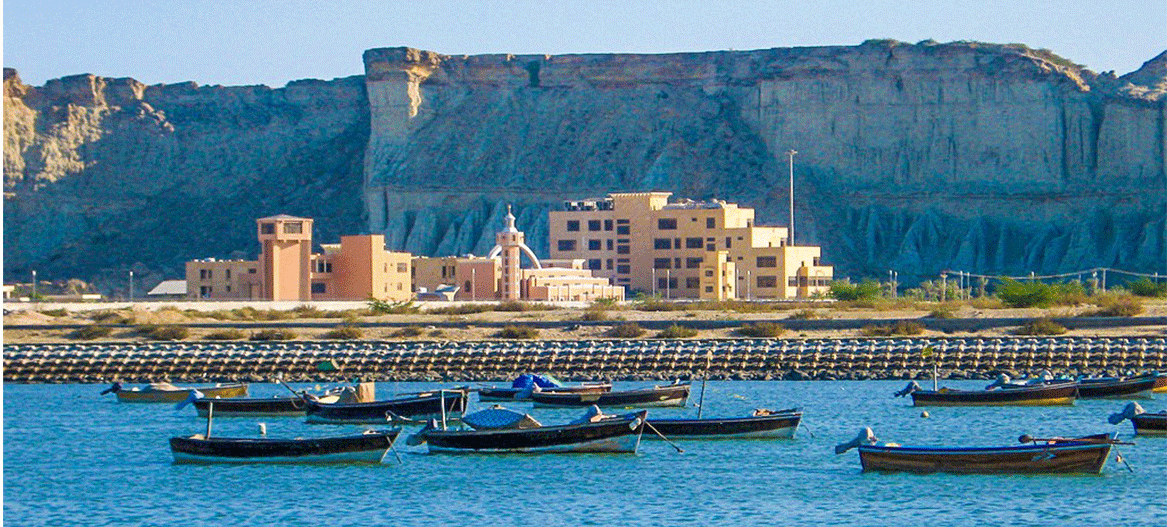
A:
548;192;832;299
186;215;412;302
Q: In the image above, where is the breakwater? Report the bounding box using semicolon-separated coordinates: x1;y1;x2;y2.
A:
4;337;1165;383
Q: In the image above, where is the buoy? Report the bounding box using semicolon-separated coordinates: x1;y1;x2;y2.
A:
257;423;267;435
920;411;930;418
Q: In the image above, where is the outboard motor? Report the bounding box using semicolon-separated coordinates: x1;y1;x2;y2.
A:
406;419;439;446
100;382;123;395
985;374;1011;390
1108;402;1146;425
835;427;878;454
893;381;921;398
174;389;204;410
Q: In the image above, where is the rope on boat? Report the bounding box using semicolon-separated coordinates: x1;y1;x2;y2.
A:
643;421;684;453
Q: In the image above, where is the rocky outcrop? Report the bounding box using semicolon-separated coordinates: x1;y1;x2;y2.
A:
5;41;1165;292
362;42;1166;283
4;69;369;292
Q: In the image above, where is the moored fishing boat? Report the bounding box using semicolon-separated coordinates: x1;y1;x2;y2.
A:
478;374;612;402
1150;373;1167;393
408;407;647;454
1109;402;1167;436
189;383;375;417
170;429;401;464
1076;375;1158;399
835;428;1122;474
102;381;248;403
645;408;802;439
304;389;468;424
528;382;690;408
894;381;1077;407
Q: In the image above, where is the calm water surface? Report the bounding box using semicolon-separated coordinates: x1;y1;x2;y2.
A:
5;380;1164;526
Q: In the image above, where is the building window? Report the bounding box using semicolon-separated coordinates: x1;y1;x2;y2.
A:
617;245;630;254
566;220;580;232
397;263;408;273
685;237;703;249
757;276;778;288
606;259;613;270
588;259;602;270
658;218;678;230
616;265;631;274
686;257;703;269
686;277;700;289
588;239;602;250
653;258;672;269
757;256;777;268
558;240;577;251
588;220;601;231
249;268;256;274
200;286;212;296
284;222;303;234
311;282;326;294
705;286;714;293
260;223;275;234
725;237;732;249
465;280;472;293
616;225;630;235
225;285;232;293
604;220;613;231
225;269;231;279
606;239;614;250
658;278;678;289
654;238;672;250
705;270;715;277
707;217;716;229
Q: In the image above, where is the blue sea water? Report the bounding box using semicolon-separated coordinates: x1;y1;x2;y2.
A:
4;380;1164;526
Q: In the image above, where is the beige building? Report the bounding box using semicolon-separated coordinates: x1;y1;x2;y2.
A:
412;208;624;302
548;192;832;299
186;215;412;302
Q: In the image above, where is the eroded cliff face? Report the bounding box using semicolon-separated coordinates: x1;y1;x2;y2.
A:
362;42;1166;282
5;42;1165;292
4;69;368;292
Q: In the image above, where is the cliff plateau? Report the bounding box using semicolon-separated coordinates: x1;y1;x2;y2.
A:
4;41;1165;293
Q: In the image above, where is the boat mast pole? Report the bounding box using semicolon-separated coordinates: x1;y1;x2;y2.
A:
439;390;448;430
205;402;214;438
697;378;708;419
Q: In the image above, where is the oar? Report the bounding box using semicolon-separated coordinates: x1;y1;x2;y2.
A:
643;421;684;453
387;433;404;464
1018;435;1135;446
799;420;817;439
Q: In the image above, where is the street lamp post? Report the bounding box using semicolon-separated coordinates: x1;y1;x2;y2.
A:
471;268;476;302
31;270;37;300
787;149;797;246
129;270;134;302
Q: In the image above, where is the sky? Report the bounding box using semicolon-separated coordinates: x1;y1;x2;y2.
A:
4;0;1165;88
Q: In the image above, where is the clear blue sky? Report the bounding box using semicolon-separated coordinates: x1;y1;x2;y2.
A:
4;0;1165;87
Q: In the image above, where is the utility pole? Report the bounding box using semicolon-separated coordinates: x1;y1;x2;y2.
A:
787;149;797;246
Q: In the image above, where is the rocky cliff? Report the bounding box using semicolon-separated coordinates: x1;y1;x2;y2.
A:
5;41;1166;292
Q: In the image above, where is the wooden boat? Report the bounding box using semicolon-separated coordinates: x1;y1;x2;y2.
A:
528;383;690;408
189;383;373;417
835;428;1120;474
409;409;647;454
479;376;612;402
1109;402;1167;436
304;390;468;424
170;429;401;464
103;382;248;403
1150;373;1166;394
1076;376;1158;399
894;381;1077;407
645;408;802;439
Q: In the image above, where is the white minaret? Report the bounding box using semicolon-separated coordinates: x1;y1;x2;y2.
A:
489;205;542;300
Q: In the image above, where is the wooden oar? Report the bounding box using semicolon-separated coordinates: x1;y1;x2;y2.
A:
644;421;684;453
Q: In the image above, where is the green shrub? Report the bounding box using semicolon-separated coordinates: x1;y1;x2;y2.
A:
736;322;786;338
90;311;133;324
496;325;539;339
40;308;69;317
250;329;296;341
829;280;882;301
634;299;688;312
291;305;328;318
368;298;421;315
861;321;925;337
605;323;647;338
995;278;1086;308
428;329;446;338
1127;278;1167;298
427;304;494;315
322;325;363;339
204;329;246;340
928;306;957;319
136;324;189;341
788;309;823;320
1015;317;1067;336
580;309;609;321
495;300;556;312
391;326;424;338
69;325;112;340
656;324;698;339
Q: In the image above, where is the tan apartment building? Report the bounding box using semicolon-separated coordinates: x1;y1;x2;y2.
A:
186;215;412;302
548;192;832;299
